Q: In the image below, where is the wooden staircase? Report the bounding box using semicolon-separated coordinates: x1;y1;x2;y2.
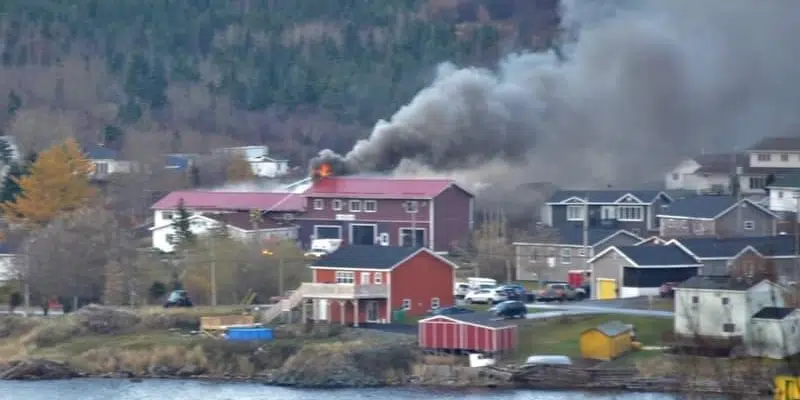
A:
260;284;307;324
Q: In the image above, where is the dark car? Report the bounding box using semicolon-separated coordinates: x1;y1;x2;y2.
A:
497;284;526;300
164;290;193;308
491;300;527;319
431;306;474;316
659;282;679;298
537;283;583;302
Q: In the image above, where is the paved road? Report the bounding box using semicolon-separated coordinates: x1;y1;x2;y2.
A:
525;302;674;318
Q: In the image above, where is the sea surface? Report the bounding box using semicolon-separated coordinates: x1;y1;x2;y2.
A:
0;379;722;400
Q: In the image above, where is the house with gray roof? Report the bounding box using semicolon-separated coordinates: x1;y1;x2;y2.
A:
740;136;800;195
513;227;642;282
543;190;673;236
668;235;799;285
657;196;778;238
587;244;701;300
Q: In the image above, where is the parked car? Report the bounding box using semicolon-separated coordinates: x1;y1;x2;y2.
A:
454;283;471;298
464;289;508;304
497;284;526;300
431;306;474;316
164;290;193;308
537;283;583;302
490;300;527;319
659;282;679;298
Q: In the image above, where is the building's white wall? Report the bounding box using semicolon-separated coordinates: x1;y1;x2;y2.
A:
151;215;299;252
0;255;17;282
769;188;800;213
250;160;289;178
620;286;659;298
90;159;135;175
674;289;748;338
153;209;204;229
747;316;800;359
749;152;800;169
748;281;786;313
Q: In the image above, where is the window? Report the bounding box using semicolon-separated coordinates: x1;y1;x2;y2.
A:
722;323;735;333
402;298;411;311
335;271;354;284
781;153;790;162
560;248;572;264
373;273;382;284
671;173;679;180
364;200;377;213
779;191;784;199
404;200;419;213
400;228;425;247
743;220;755;231
601;206;616;220
691;296;699;304
757;153;771;162
349;200;362;212
749;176;767;189
617;206;643;221
566;205;585;221
722;297;729;305
360;272;371;284
313;199;325;210
332;199;343;211
162;212;174;220
431;297;440;310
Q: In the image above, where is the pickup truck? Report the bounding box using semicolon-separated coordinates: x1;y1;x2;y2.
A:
536;283;584;302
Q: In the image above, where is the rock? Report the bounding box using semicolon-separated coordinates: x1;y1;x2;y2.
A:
176;365;207;377
0;359;80;380
147;365;178;377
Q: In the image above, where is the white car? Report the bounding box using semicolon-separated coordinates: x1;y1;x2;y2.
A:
464;289;508;304
454;283;471;297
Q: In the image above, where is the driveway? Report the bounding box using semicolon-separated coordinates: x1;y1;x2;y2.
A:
526;302;673;318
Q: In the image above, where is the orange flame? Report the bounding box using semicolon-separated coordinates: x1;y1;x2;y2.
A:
318;163;332;178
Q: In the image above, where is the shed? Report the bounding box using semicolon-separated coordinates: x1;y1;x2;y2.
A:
747;307;800;360
579;320;633;361
418;313;517;354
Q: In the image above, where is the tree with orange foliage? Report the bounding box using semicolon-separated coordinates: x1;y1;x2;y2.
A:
225;152;256;182
0;137;94;226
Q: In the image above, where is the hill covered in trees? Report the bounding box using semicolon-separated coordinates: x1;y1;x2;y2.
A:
0;0;559;164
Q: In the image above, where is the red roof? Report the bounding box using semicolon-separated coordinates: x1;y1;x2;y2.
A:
303;176;470;199
151;191;305;212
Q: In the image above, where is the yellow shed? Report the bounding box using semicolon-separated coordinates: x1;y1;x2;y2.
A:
579;320;633;361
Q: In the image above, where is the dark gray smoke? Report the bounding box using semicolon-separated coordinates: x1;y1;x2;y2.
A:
313;0;800;193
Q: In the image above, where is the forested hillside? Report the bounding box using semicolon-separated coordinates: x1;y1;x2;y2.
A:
0;0;559;163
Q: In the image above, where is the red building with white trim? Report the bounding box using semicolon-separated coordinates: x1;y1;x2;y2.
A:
297;176;474;253
418;314;518;354
303;245;458;325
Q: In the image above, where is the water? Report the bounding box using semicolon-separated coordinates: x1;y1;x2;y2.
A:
0;379;688;400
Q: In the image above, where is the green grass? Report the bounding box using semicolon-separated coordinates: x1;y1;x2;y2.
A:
513;315;673;362
31;332;200;360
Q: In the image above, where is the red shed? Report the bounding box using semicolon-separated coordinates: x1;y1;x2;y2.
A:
418;313;518;354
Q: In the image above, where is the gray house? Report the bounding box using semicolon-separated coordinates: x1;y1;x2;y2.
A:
543;190;673;236
588;244;702;300
657;196;778;238
668;235;798;285
513;227;642;282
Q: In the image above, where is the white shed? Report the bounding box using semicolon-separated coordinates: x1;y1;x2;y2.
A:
747;307;800;360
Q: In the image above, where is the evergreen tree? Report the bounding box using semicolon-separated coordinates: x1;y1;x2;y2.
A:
1;162;26;203
0;137;13;164
171;198;195;246
6;90;21;118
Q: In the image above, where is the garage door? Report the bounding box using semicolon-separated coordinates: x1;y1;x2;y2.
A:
597;279;617;300
315;226;341;239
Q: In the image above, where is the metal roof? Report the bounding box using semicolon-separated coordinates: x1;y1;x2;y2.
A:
747;137;800;152
311;245;424;270
693;153;747;174
677;275;761;291
430;312;517;328
547;190;669;204
672;236;796;258
615;244;700;266
553;226;640;246
151;190;305;212
752;307;797;320
586;320;631;337
657;196;775;220
303;176;469;199
85;146;120;160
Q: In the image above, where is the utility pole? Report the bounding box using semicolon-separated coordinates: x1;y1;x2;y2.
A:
582;192;589;262
411;201;417;247
732;152;743;232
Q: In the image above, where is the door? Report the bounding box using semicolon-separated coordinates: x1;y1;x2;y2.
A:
350;224;376;245
400;228;425;247
366;301;379;322
360;272;371;285
597;279;617;300
315;299;329;321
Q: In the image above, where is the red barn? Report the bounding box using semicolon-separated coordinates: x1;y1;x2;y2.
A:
305;245;458;326
418;314;518;354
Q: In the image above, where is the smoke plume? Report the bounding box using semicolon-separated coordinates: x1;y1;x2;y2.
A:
313;0;800;193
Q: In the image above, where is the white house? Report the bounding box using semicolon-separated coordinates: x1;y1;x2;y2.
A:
0;243;18;282
665;153;744;193
150;212;298;252
212;145;289;178
747;307;800;359
85;146;135;178
673;276;785;340
767;173;800;216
